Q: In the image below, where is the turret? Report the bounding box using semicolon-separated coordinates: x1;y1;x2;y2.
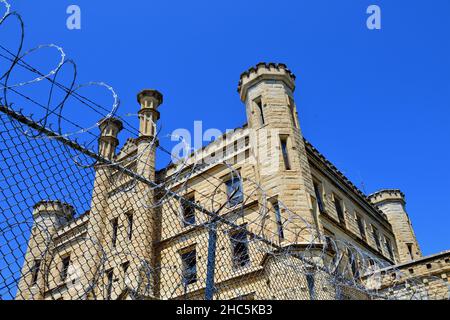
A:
122;89;163;298
238;63;320;244
98;117;123;160
16;201;74;299
369;189;422;263
80;117;123;299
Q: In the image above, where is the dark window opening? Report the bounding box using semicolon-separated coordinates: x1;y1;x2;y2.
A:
255;98;265;125
407;243;414;260
181;195;196;227
280;136;291;170
306;273;316;300
122;261;130;274
324;229;336;256
313;182;325;213
60;256;70;282
273;202;284;241
288;97;298;128
126;213;133;240
333;196;345;225
31;260;41;286
231;229;250;269
348;248;359;278
181;249;197;286
372;226;381;251
356;215;366;240
111;218;118;248
226;177;243;207
106;269;113;299
385;238;394;261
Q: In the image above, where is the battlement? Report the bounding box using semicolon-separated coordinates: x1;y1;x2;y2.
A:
238;62;296;101
33;200;74;221
369;189;406;206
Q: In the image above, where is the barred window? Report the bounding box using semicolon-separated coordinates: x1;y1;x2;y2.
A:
111;217;119;248
106;269;113;299
181;249;197;286
226;177;243;207
356;214;366;240
372;226;382;251
31;260;41;286
60;255;70;282
273;202;285;241
181;195;196;227
231;229;250;269
333;195;345;225
385;238;394;261
313;181;325;213
125;212;133;240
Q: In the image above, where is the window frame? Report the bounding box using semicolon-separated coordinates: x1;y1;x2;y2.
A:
60;255;71;282
333;194;346;226
253;97;265;126
125;212;133;241
313;180;325;213
181;247;197;287
31;259;41;286
280;135;292;171
181;194;196;227
111;217;119;248
372;225;382;252
355;213;367;241
225;176;244;207
230;227;251;270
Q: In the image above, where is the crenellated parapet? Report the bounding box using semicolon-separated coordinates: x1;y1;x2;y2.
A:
369;189;406;206
238;62;296;101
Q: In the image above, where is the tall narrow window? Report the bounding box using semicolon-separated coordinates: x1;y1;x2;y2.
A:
347;248;359;278
60;255;70;282
273;202;284;241
306;273;315;300
231;229;250;269
126;212;133;240
226;177;243;207
280;136;291;170
313;181;325;213
333;195;345;225
324;228;337;264
111;218;118;247
181;249;197;286
288;97;298;128
407;243;414;260
254;98;265;126
106;269;114;299
181;195;196;227
385;238;394;261
122;261;130;286
31;259;41;286
372;226;381;251
356;214;366;240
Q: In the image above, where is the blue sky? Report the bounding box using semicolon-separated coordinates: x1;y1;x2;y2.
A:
2;0;450;257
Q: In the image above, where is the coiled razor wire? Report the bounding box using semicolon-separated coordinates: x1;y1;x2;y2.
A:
0;0;449;300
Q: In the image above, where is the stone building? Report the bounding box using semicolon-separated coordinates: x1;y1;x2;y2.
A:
15;63;450;300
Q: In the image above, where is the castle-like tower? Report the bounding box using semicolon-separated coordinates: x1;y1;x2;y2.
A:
369;190;422;263
238;63;320;244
